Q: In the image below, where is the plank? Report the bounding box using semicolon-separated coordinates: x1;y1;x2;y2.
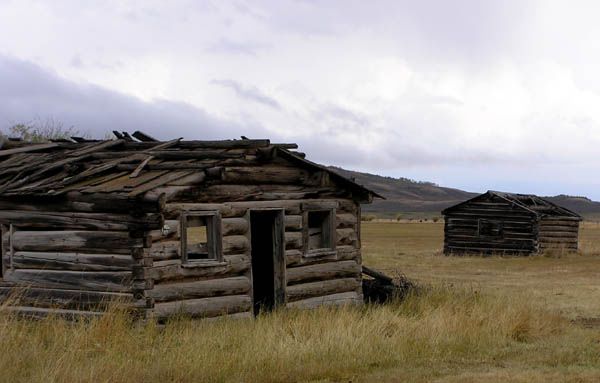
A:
286;291;361;309
0;287;132;310
0;210;162;230
286;278;359;302
149;276;250;302
11;230;142;254
0;143;59;157
150;254;250;282
287;260;361;284
3;269;132;292
153;295;251;319
10;251;134;271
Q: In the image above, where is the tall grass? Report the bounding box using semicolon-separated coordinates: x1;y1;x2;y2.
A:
0;287;596;382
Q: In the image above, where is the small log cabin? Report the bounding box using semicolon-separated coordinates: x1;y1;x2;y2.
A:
442;191;582;255
0;132;381;320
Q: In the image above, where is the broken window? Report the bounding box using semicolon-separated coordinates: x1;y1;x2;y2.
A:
306;210;335;252
180;212;222;263
478;219;503;238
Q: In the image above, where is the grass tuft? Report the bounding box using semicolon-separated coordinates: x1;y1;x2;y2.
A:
0;286;596;383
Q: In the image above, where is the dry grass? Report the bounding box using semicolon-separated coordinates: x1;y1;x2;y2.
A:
363;221;600;319
0;222;599;382
2;287;597;383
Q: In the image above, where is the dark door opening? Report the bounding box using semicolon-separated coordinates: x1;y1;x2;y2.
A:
250;210;285;316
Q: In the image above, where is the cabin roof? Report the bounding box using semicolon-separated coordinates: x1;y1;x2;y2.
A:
442;190;582;219
0;132;381;202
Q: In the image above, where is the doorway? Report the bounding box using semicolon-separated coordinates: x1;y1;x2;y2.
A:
250;209;285;316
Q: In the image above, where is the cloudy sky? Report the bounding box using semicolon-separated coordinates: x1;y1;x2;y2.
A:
1;1;600;198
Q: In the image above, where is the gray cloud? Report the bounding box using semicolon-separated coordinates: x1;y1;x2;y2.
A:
205;38;269;56
211;79;281;109
0;55;266;140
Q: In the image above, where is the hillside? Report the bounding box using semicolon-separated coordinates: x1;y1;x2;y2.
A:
329;167;600;218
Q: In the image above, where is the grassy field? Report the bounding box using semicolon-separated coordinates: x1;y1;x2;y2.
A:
1;222;599;382
363;221;600;319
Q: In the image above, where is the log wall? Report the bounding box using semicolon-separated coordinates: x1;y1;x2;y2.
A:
0;158;368;320
0;209;159;317
537;217;580;252
444;195;581;255
443;197;539;255
145;197;363;320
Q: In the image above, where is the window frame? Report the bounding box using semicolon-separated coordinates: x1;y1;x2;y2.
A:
303;208;336;257
180;211;223;264
477;218;503;239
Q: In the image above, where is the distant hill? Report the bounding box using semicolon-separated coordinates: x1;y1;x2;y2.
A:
329;167;600;218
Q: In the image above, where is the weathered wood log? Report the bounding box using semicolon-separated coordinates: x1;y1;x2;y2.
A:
285;232;303;250
147;241;180;261
171;185;345;203
538;237;578;243
149;276;250;302
3;269;132;292
538;225;580;231
336;213;357;228
285;246;357;267
286;278;359;302
9;251;134;271
1;306;104;320
202;311;252;322
223;235;249;254
362;266;394;283
284;215;303;231
286;291;361;309
64;192;163;213
222;218;249;236
229;200;302;214
445;246;533;254
0;210;162;230
539;218;581;223
0;143;60;157
287;260;361;284
11;231;142;254
150;254;250;282
336;228;357;246
285;249;303;265
0;195;160;214
446;212;535;220
119;139;269;150
221;166;316;185
537;232;578;238
153;295;251;319
0;287;133;310
163;203;247;219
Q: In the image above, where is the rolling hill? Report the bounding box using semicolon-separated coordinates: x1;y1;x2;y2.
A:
329;166;600;218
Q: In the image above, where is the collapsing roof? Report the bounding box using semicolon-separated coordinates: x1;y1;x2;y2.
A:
442;190;581;219
0;131;381;202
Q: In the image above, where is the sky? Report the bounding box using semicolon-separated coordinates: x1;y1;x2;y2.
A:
1;0;600;198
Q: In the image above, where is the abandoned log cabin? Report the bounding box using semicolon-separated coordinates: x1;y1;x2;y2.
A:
0;132;382;320
442;191;582;255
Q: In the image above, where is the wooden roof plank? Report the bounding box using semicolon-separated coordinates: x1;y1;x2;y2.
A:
128;170;195;197
0;143;59;157
129;156;154;178
84;171;169;193
132;131;158;142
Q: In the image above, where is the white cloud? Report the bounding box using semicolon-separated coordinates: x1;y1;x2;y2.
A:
1;1;600;197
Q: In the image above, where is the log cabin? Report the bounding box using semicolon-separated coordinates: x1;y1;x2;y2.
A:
442;191;582;255
0;132;382;320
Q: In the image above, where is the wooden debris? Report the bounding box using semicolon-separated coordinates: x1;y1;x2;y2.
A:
362;267;415;303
